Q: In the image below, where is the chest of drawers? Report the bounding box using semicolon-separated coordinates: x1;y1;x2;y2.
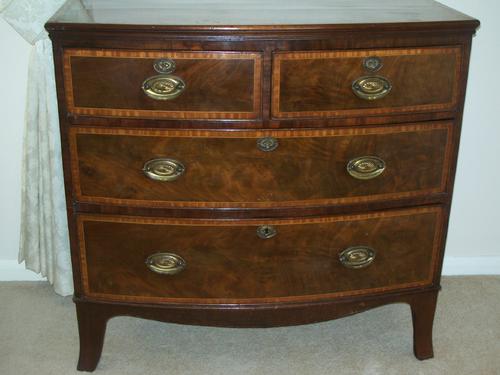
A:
46;0;479;371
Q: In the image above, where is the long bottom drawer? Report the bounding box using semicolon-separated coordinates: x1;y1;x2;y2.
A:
77;206;444;304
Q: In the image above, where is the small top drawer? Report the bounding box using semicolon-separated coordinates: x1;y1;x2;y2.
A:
63;49;262;120
272;47;461;119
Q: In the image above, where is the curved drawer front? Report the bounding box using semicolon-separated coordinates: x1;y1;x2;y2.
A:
63;49;262;120
70;122;453;208
77;206;444;303
272;47;461;119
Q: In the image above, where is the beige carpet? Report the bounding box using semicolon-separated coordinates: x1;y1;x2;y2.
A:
1;276;499;375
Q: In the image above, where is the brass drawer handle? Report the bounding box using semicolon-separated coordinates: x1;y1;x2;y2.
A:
347;156;385;180
339;246;376;269
257;225;277;239
142;75;186;100
143;158;185;182
257;137;279;152
146;252;186;275
352;76;391;100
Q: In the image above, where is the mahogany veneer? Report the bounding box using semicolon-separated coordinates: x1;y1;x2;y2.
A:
79;206;443;302
273;47;461;118
46;0;479;371
64;49;262;120
70;123;453;208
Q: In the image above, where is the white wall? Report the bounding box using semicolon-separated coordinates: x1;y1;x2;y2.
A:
0;17;28;260
0;1;499;280
0;18;43;280
441;0;500;248
438;0;500;273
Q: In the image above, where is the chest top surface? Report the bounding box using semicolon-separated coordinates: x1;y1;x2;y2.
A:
48;0;477;31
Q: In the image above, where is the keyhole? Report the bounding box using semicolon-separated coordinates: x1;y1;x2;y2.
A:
257;225;277;239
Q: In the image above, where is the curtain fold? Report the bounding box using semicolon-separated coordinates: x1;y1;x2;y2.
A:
18;38;72;296
1;0;91;296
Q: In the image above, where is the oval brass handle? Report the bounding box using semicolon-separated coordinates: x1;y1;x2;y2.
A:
339;246;376;269
257;225;277;239
146;252;186;275
143;158;185;182
257;137;279;152
142;75;186;100
352;76;391;100
347;156;385;180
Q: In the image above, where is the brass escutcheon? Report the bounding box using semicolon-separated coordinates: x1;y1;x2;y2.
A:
363;56;383;72
142;75;186;100
153;58;176;74
257;225;277;239
339;246;376;269
347;156;386;180
257;137;279;152
143;158;185;182
352;76;392;100
145;252;186;275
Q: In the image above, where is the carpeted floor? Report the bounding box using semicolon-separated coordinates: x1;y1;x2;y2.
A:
1;276;499;375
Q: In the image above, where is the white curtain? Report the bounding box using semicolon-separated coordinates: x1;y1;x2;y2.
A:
1;0;90;296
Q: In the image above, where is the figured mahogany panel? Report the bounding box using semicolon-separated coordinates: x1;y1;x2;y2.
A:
69;122;453;208
272;47;461;118
63;49;262;120
78;206;443;303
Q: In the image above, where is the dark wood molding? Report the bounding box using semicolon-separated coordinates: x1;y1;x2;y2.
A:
46;21;480;35
74;287;440;371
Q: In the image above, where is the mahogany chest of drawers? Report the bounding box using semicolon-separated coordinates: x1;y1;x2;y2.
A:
46;0;479;371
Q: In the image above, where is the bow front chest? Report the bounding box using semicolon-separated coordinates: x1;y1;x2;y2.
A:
46;0;479;371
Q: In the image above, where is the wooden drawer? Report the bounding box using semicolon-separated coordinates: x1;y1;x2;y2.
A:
70;122;453;208
63;49;262;120
78;206;443;303
272;47;461;119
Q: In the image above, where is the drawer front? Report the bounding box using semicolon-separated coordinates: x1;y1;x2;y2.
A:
63;49;262;120
78;206;444;303
272;47;461;119
70;122;453;208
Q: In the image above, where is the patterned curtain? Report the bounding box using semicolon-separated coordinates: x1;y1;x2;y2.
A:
0;0;90;295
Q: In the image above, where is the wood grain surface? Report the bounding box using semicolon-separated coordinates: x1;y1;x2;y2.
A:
69;122;453;208
64;49;262;120
47;0;477;30
77;206;443;304
273;47;461;118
